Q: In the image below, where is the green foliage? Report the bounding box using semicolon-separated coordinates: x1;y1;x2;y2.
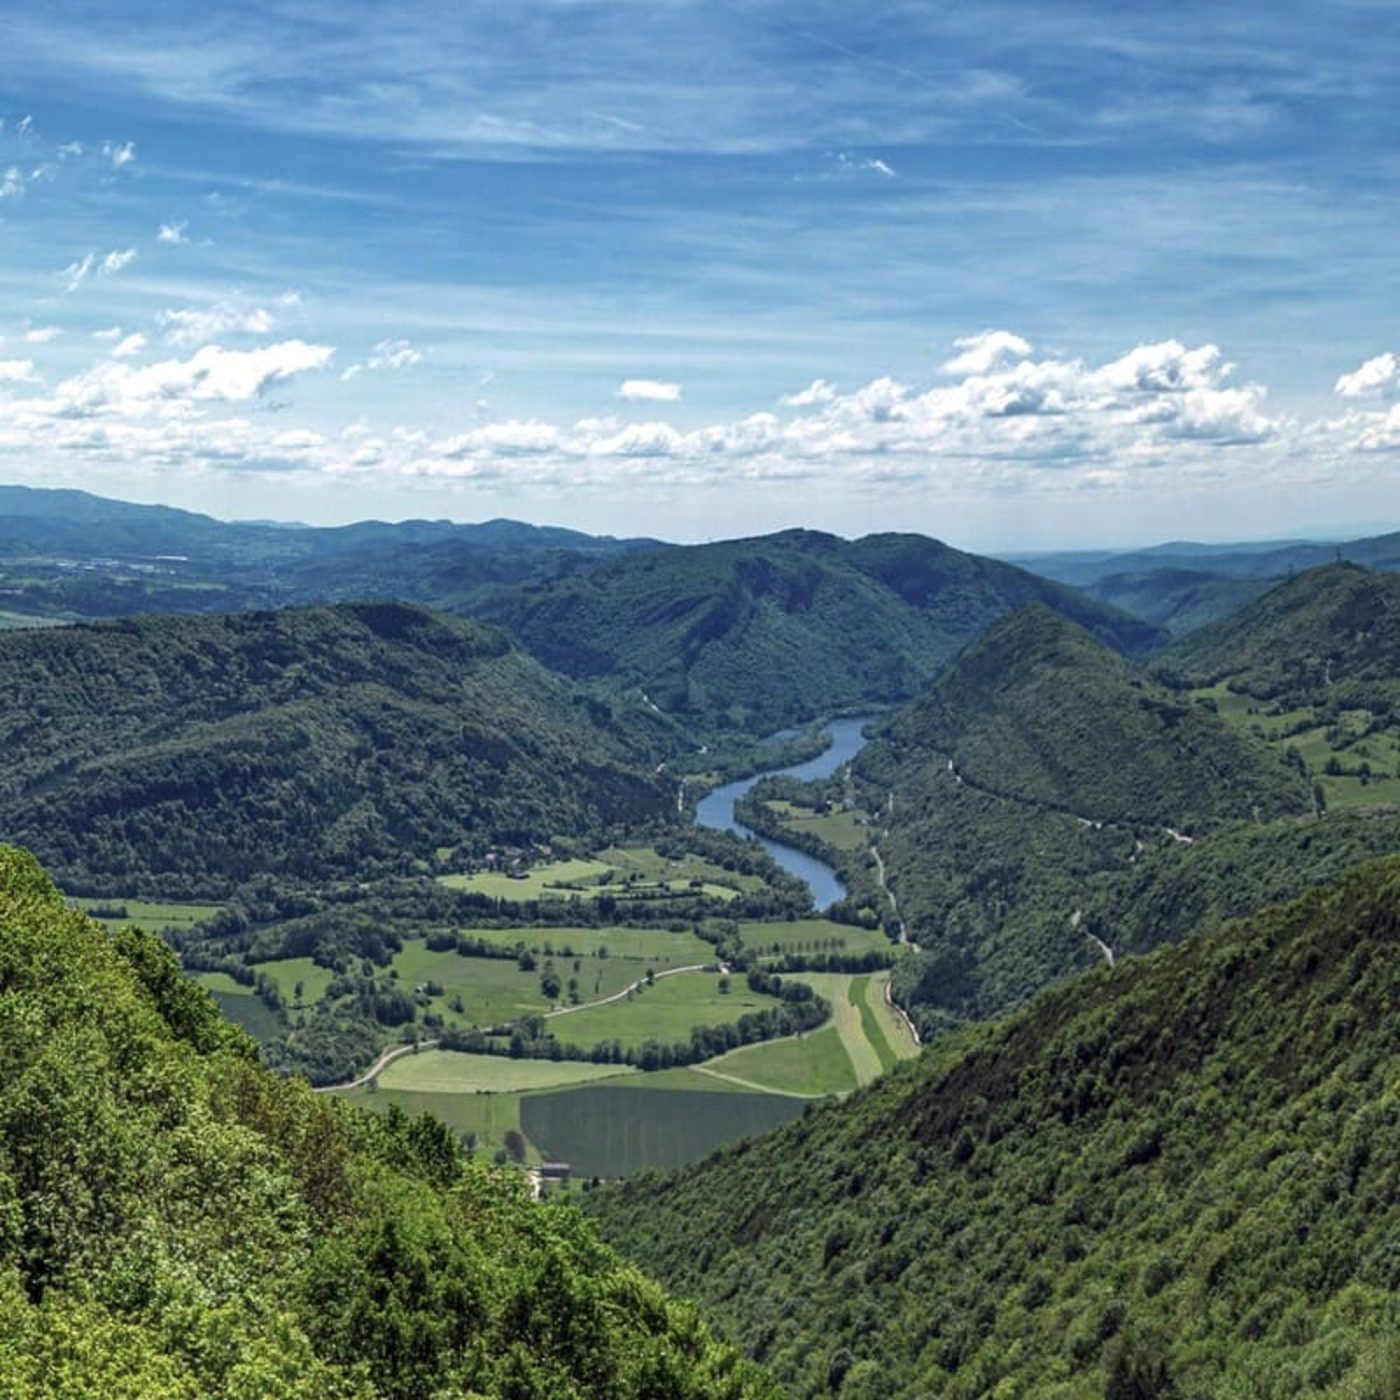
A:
479;529;1164;733
589;857;1400;1399
0;603;669;892
0;843;780;1399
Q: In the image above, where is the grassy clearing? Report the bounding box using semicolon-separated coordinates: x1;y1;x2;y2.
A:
377;1050;634;1094
462;925;714;965
254;955;336;1007
206;988;282;1043
596;845;768;894
603;1066;745;1094
764;803;873;853
868;972;922;1059
551;973;780;1051
697;1024;856;1097
192;970;245;995
70;898;223;931
738;918;891;959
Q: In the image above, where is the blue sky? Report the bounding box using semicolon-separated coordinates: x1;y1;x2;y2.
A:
0;0;1396;549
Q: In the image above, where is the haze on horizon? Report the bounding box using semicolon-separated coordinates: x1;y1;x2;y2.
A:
0;1;1396;554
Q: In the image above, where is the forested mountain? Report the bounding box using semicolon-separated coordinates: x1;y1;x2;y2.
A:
591;856;1400;1400
1009;533;1400;635
0;485;656;621
1154;562;1400;698
0;845;778;1399
847;605;1312;1032
476;530;1165;732
0;603;672;893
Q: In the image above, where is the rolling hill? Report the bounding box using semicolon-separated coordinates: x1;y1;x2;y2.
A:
0;844;779;1399
0;603;672;893
476;530;1166;733
591;855;1400;1400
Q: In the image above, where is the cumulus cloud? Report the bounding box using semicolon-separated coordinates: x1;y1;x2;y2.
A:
942;330;1033;377
157;221;188;244
0;360;38;385
617;378;681;402
159;302;278;348
780;379;838;407
1335;353;1398;399
102;140;136;169
1;167;22;199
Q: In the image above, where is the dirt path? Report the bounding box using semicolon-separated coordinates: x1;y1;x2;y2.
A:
543;963;712;1017
314;1038;442;1093
690;1063;829;1099
1071;908;1115;968
870;841;911;945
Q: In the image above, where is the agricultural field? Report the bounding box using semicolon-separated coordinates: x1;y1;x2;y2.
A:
69;897;223;932
736;918;892;959
376;1050;635;1095
461;924;714;965
520;1082;807;1177
254;955;336;1007
760;801;872;853
190;973;282;1043
1194;683;1400;810
549;971;780;1051
695;1023;857;1097
438;843;767;904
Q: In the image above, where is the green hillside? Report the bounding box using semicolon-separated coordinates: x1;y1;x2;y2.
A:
0;603;670;893
0;844;778;1399
1156;563;1400;698
591;857;1400;1400
478;530;1165;733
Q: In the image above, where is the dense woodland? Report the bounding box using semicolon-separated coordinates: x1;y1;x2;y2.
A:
591;857;1400;1399
0;846;779;1399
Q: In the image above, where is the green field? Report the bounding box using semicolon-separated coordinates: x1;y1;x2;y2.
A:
737;918;892;959
438;844;767;905
1196;683;1400;811
697;1023;857;1097
69;898;223;931
346;1085;533;1161
550;972;781;1051
762;802;873;853
206;988;282;1043
520;1083;806;1177
461;924;714;966
253;955;336;1007
376;1050;635;1094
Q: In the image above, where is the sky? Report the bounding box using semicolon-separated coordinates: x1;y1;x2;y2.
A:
0;0;1397;552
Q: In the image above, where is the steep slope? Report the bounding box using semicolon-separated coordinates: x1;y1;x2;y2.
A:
592;857;1400;1400
871;603;1308;829
0;845;778;1399
0;603;670;892
850;606;1311;1031
1154;562;1400;697
478;530;1165;733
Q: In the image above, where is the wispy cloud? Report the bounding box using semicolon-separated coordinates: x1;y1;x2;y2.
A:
157;220;188;244
101;139;136;168
158;301;279;348
340;337;421;381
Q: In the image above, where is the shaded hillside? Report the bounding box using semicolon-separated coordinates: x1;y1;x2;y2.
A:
478;530;1165;732
1155;562;1400;698
0;604;671;893
592;857;1400;1400
0;845;779;1399
864;604;1308;829
1083;568;1272;636
849;606;1310;1032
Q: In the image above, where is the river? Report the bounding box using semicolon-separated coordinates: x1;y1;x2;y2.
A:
694;715;878;910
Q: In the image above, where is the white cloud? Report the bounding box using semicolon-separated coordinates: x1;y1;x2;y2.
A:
23;327;60;344
57;142;84;159
111;333;147;359
340;337;422;381
92;326;123;342
101;248;136;275
0;167;22;199
62;253;96;293
780;379;838;407
157;221;188;244
102;140;136;169
617;378;682;402
1335;353;1398;399
943;330;1033;377
0;360;38;385
159;302;278;348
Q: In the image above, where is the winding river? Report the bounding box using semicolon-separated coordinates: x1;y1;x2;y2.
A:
694;715;878;910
